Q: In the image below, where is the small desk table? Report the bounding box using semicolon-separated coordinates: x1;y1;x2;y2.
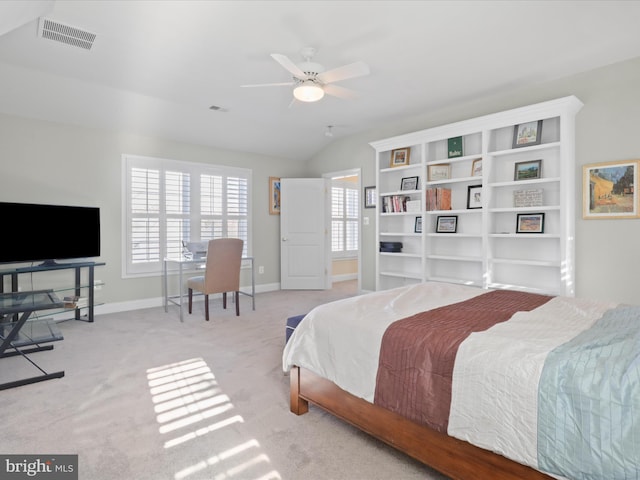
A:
0;289;65;390
163;256;255;322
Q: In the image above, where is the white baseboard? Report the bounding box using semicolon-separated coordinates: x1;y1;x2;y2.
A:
92;282;281;316
332;273;357;283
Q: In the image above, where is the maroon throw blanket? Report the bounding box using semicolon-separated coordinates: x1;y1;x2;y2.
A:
374;289;553;433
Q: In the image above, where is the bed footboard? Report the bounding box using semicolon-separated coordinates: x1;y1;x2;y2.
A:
289;366;552;480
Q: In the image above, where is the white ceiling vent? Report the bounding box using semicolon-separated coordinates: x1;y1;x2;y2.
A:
38;17;96;50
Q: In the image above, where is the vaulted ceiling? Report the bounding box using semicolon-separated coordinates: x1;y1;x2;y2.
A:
1;1;640;161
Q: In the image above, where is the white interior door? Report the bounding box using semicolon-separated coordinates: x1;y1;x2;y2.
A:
280;178;330;290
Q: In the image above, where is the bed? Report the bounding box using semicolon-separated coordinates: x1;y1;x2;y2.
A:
282;282;640;480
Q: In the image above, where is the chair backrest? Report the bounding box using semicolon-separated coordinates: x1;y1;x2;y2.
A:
203;238;244;294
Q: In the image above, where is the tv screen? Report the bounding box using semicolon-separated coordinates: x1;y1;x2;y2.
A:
0;202;100;265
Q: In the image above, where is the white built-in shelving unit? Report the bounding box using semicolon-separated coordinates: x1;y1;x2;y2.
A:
370;96;583;296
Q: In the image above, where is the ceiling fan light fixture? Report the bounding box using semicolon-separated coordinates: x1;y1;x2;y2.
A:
293;80;324;102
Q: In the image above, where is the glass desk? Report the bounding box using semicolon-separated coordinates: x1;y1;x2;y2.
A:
0;289;65;390
163;256;255;322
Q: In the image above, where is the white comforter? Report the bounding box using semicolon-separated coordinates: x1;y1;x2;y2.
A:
282;282;618;474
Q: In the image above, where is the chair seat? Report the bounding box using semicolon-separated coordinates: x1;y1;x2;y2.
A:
187;276;205;290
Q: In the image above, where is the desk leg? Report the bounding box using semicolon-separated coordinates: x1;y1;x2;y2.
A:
163;260;168;312
251;258;255;310
179;263;184;322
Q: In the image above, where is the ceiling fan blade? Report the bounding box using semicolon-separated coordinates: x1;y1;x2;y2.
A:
317;61;369;84
240;82;294;88
323;83;359;100
271;53;307;79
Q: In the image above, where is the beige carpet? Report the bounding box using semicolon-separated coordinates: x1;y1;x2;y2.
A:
1;282;448;480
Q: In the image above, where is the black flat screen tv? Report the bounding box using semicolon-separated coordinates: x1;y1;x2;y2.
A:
0;201;101;265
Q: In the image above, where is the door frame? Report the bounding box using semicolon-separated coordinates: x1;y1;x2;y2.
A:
323;168;362;292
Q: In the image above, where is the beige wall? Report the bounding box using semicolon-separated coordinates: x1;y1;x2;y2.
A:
307;56;640;305
0;115;308;305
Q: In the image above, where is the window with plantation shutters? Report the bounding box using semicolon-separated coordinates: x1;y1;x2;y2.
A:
331;179;358;258
123;155;251;277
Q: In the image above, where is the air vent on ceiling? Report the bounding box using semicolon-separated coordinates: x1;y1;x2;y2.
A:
38;17;96;50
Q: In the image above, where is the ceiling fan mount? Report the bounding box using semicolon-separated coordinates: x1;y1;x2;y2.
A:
241;46;370;103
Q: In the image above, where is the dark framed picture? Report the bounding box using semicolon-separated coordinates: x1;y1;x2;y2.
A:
400;176;419;191
447;136;463;158
512;120;543;148
514;159;542;181
364;186;377;208
516;213;545;233
436;215;458;233
467;184;482;209
414;216;422;233
390;147;410;167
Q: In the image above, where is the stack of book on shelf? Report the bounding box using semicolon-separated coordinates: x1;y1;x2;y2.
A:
382;195;411;213
425;187;451;211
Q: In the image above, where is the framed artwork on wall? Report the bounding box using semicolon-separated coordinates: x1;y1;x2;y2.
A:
364;186;377;208
269;176;281;215
582;159;638;219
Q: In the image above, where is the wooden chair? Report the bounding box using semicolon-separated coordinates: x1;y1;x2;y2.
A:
187;238;243;321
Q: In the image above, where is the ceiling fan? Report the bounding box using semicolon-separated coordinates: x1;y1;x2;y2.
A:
241;47;370;103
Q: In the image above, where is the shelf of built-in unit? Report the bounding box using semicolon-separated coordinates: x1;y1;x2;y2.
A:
488;141;561;157
379;252;422;259
426;176;480;187
429;276;483;288
489;233;560;239
381;211;422;217
380;270;423;280
488;177;560;189
427;154;482;165
490;258;561;267
486;283;561;296
380;163;422;174
425;209;483;216
380;232;422;237
381;189;421;196
488;206;560;214
426;254;483;263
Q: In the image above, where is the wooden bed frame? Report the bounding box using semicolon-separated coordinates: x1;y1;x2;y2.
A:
290;366;553;480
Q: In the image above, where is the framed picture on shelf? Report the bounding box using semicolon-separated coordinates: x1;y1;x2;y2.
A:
436;215;458;233
269;176;281;215
516;213;545;233
514;159;542;181
512;120;543;148
447;136;463;158
364;186;377;209
428;164;451;181
469;158;482;177
400;176;419;191
467;184;482;209
390;148;410;167
582;159;638;219
414;216;422;233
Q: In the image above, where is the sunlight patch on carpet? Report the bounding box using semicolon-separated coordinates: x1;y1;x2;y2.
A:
147;357;282;480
